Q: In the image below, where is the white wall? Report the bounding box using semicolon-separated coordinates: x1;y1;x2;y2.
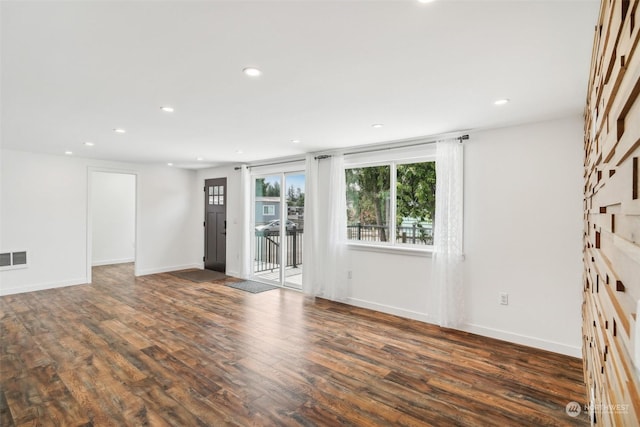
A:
135;164;201;276
201;117;584;356
347;248;431;321
346;116;584;356
91;172;136;266
1;151;88;292
11;115;581;355
0;149;202;295
462;116;584;356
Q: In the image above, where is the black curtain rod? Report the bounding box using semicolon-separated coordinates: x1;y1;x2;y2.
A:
314;134;469;160
234;134;471;166
234;158;304;171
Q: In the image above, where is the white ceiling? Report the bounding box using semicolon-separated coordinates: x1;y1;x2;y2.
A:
1;0;599;169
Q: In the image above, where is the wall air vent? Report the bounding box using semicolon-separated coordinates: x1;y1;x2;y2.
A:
12;252;27;266
0;250;29;270
0;253;10;268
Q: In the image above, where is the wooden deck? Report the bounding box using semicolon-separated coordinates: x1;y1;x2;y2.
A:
0;263;588;426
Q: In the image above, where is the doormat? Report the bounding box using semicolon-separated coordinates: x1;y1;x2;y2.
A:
170;269;228;282
227;280;279;294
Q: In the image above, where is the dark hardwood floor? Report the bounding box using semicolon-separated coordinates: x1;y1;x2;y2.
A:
1;263;587;426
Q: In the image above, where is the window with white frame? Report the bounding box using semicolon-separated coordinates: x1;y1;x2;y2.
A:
345;160;435;246
263;205;275;216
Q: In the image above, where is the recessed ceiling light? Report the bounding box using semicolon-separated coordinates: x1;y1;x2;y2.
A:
417;0;435;3
243;67;262;77
167;162;174;166
494;99;510;106
113;128;126;133
160;106;174;113
64;151;73;155
196;157;204;161
236;150;244;154
84;142;94;146
372;123;384;128
291;139;301;144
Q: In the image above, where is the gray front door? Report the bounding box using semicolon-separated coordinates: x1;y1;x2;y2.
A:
204;178;226;272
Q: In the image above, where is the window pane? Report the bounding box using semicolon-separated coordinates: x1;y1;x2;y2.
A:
345;166;390;242
396;162;435;245
255;176;281;227
254;176;282;280
255;176;281;198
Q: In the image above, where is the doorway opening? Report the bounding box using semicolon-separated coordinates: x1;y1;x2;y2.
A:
87;170;137;283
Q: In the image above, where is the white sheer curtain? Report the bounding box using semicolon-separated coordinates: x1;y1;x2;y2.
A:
324;155;348;301
302;154;322;295
431;139;464;328
302;154;349;301
239;165;252;279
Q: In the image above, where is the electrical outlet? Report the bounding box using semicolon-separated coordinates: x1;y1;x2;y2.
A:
499;292;509;305
347;270;352;279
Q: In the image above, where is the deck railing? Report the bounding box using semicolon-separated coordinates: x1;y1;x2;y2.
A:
254;224;430;274
254;229;304;272
347;224;433;245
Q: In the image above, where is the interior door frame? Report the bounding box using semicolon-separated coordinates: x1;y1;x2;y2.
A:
86;167;140;284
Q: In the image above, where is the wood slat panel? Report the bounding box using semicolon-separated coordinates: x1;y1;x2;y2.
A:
584;1;640;425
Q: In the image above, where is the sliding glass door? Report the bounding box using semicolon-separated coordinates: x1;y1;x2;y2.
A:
284;173;304;288
252;172;305;289
253;174;282;283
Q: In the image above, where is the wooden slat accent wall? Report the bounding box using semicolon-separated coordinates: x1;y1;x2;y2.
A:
583;0;640;425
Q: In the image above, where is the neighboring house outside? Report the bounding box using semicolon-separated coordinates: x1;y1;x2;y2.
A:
255;197;280;226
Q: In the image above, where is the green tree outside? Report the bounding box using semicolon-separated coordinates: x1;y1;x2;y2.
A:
256;178;280;197
346;166;390;241
396;162;436;244
346;162;435;244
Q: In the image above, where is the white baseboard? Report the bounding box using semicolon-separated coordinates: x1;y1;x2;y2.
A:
92;257;135;267
345;297;581;358
0;277;88;296
135;263;203;276
225;270;241;279
461;323;582;358
346;297;432;323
